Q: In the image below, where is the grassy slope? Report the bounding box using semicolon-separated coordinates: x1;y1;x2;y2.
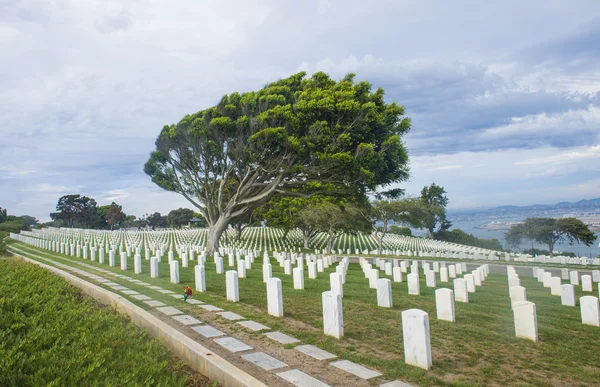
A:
0;256;214;387
9;240;600;387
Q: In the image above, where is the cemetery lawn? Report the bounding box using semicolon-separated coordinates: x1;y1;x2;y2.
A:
0;256;215;387
10;241;600;387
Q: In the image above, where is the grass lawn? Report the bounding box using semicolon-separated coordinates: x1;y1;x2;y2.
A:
9;239;600;387
0;255;215;387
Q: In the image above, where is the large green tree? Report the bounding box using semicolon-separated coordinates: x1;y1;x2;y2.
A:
505;217;596;257
105;202;126;230
145;72;411;254
297;202;371;254
167;208;195;229
420;183;451;239
371;198;428;254
50;195;99;228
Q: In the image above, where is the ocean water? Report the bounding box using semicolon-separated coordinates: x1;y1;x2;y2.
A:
445;218;600;258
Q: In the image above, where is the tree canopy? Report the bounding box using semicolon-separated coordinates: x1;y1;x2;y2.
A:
370;198;428;254
167;208;195;229
420;183;451;239
505;217;596;257
50;195;99;228
145;71;411;254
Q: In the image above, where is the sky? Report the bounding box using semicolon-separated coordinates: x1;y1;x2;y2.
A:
1;0;600;222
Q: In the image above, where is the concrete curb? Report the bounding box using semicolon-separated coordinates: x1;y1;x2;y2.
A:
9;249;268;387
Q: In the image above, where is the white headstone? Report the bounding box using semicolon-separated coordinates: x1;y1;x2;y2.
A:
509;286;527;305
195;264;206;292
440;267;448;282
150;257;159;278
550;277;562;296
435;288;455;322
293;267;304;290
170;260;180;283
408;273;420;295
377;278;392;308
263;263;272;283
402;309;432;370
464;274;476;293
453;278;468;303
570;271;579;285
267;278;283;317
237;260;246;278
330;272;343;297
134;254;142;274
369;269;379;289
216;257;224;274
560;284;575;306
308;262;317;279
322;291;343;339
226;271;239;302
580;296;600;326
513;301;538;342
581;275;593;292
393;266;403;282
426;270;436;288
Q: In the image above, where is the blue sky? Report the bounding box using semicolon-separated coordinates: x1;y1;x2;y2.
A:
1;0;600;221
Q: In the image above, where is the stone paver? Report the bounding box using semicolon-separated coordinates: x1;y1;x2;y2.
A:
276;370;330;387
264;331;300;344
237;320;270;332
216;311;245;321
330;360;382;379
171;314;202;326
185;299;204;305
241;352;288;371
121;290;140;295
192;325;226;338
147;286;163;290
156;306;184;316
295;345;337;361
380;381;414;387
214;337;253;353
170;294;185;299
198;304;223;312
157;289;175;294
131;294;151;300
143;300;166;307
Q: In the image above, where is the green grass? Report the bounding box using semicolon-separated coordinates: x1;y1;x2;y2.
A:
8;240;600;387
0;256;215;387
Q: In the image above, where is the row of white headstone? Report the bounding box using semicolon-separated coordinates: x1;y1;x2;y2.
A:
508;266;600;343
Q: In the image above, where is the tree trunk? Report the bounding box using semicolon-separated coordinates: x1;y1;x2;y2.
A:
327;237;333;254
548;241;554;257
302;230;310;249
377;236;383;255
282;229;290;243
206;216;230;256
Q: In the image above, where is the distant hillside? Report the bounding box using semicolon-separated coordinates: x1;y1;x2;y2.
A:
449;198;600;217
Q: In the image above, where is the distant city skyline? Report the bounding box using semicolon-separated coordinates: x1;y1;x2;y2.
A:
1;1;599;221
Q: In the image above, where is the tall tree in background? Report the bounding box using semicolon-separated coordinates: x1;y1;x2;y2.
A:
50;195;98;228
144;212;168;229
371;198;428;254
0;208;8;223
145;72;411;255
105;202;126;230
420;183;451;239
167;208;195;228
298;202;371;254
505;217;596;257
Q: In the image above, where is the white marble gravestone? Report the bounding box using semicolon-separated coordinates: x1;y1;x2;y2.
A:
402;309;432;370
408;273;420;295
393;266;403;282
267;278;283;317
150;257;159;278
435;288;455;322
369;269;379;289
330;272;343;297
170;260;180;283
322;291;343;339
195;264;206;292
293;267;304;290
440;267;448;282
377;278;392;308
226;271;239;302
454;278;469;303
464;274;476;293
580;296;600;326
509;286;527;306
426;270;436;288
134;254;142;274
561;284;575;306
513;301;538;342
570;271;579;285
581;275;593;292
